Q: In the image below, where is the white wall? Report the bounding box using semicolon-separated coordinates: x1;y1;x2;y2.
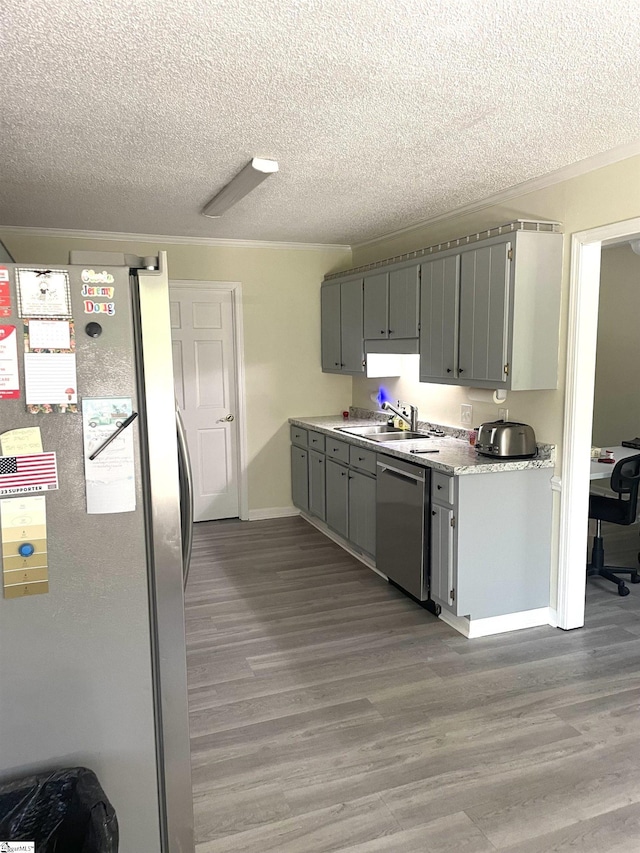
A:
592;244;640;447
0;231;353;513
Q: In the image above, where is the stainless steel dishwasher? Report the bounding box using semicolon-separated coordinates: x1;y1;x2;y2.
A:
376;455;431;602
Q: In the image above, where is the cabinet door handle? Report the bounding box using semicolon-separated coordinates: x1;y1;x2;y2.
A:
358;456;365;461
459;368;464;373
388;329;393;335
437;484;442;490
380;329;385;335
432;510;436;516
334;361;339;366
446;368;452;373
341;471;347;476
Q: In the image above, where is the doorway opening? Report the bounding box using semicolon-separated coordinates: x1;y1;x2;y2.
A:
557;217;640;629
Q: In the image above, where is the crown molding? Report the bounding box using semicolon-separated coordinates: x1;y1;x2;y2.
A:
0;225;351;253
354;140;640;250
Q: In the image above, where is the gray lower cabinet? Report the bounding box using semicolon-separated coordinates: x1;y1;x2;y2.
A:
308;449;326;520
348;469;376;557
290;446;309;512
430;489;455;609
429;469;552;620
291;433;376;558
325;459;349;538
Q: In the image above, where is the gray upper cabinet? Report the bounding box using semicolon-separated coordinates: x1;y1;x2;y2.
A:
363;272;389;339
458;242;510;384
389;265;420;339
419;255;459;382
340;279;365;373
364;265;419;341
321;278;364;374
419;230;562;390
321;283;341;371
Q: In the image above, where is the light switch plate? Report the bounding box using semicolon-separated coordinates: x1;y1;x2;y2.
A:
460;404;473;425
498;407;509;421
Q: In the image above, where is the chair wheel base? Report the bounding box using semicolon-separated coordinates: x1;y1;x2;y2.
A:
619;583;630;596
631;572;640;584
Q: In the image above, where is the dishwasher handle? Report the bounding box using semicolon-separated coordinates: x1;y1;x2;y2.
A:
377;462;425;484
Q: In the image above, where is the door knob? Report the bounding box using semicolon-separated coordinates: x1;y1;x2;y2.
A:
217;414;235;422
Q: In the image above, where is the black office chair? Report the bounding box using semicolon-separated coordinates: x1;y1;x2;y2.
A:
587;452;640;596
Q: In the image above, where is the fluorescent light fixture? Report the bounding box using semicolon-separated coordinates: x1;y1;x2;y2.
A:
202;157;279;218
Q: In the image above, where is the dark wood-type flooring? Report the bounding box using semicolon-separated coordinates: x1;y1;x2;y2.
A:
185;516;640;853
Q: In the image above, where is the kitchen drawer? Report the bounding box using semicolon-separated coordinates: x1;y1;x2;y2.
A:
349;445;377;475
308;430;326;452
290;425;308;447
432;471;454;505
325;437;350;463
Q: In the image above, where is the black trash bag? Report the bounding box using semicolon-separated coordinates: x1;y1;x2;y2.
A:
0;766;118;853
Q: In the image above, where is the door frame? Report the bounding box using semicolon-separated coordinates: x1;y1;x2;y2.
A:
169;279;249;521
557;216;640;629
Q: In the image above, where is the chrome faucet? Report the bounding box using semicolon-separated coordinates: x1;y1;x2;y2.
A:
381;400;418;431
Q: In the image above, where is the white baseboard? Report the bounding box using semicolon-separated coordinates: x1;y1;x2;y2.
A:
439;606;553;638
248;506;300;521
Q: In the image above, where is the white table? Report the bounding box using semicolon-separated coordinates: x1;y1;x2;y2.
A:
590;446;640;480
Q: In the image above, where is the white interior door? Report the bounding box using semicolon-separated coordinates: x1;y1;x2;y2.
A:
170;285;239;521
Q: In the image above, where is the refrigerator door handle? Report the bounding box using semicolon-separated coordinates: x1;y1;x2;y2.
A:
176;406;194;589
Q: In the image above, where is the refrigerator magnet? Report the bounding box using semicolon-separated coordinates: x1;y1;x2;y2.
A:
16;268;72;318
0;325;20;400
81;278;115;316
0;267;11;318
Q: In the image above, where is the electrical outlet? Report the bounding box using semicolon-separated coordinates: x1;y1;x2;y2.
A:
498;407;509;421
460;404;473;425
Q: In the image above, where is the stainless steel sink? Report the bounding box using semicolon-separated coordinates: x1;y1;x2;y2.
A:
336;424;401;435
368;431;431;442
336;425;430;441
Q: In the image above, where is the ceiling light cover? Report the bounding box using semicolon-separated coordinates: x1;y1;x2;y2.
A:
630;239;640;255
202;158;279;218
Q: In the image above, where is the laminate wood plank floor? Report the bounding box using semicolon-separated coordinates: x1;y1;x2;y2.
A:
186;516;640;853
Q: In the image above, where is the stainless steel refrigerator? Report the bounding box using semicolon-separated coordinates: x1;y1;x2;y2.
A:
0;251;195;852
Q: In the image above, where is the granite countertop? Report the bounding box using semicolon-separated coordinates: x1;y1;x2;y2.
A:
289;413;555;476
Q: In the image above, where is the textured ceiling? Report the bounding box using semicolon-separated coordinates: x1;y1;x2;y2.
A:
1;0;640;245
